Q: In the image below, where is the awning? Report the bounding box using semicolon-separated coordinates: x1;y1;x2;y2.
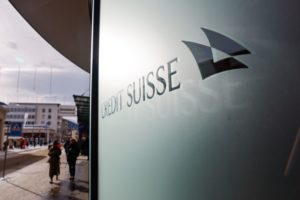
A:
9;0;92;73
73;95;90;126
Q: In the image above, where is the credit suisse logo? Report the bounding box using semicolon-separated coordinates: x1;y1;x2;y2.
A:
183;27;251;79
101;28;252;118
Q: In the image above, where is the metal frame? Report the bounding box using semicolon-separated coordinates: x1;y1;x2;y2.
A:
90;0;100;199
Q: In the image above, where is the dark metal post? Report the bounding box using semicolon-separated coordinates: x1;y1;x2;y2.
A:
2;124;9;178
90;0;100;199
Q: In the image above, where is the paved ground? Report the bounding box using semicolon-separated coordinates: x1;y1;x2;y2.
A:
0;146;48;175
0;147;89;200
0;146;47;158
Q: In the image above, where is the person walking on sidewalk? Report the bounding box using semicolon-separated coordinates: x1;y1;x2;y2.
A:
48;140;61;184
65;138;80;181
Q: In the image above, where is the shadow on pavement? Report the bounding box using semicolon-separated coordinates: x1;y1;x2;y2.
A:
76;179;89;184
44;179;88;200
0;154;46;175
69;182;89;193
5;179;46;199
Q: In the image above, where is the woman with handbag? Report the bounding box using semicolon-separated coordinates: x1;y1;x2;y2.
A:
48;140;61;184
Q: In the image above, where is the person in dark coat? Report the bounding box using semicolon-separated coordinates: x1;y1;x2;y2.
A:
48;140;61;184
64;138;70;155
65;138;80;181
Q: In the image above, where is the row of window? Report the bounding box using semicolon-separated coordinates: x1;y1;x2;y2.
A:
10;108;58;113
42;108;52;113
9;114;23;119
25;121;52;125
7;114;55;119
9;107;36;112
5;120;62;127
9;108;54;113
41;121;51;125
41;114;52;119
7;114;35;119
16;121;63;126
60;108;75;111
8;107;74;115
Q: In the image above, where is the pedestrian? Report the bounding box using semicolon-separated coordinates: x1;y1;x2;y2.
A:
64;138;70;154
48;140;61;184
3;141;8;151
65;138;80;181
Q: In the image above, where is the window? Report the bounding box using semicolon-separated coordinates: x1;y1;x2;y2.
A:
42;108;46;113
48;108;52;113
28;115;32;119
48;115;51;119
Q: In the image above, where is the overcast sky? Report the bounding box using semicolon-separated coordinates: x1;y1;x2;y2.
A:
0;0;90;105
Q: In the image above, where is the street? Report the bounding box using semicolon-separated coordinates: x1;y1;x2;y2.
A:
0;147;48;176
0;147;89;200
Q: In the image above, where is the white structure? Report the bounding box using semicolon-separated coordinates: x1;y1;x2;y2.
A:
61;117;79;142
57;105;77;138
5;103;77;142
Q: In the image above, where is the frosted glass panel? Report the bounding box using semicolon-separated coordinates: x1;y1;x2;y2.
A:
98;1;300;199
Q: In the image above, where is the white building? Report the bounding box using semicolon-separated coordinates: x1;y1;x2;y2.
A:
5;103;77;143
57;105;77;138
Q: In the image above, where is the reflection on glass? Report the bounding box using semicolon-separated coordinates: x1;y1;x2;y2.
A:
183;28;251;79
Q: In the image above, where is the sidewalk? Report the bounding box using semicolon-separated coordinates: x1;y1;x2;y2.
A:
0;150;89;200
0;145;48;159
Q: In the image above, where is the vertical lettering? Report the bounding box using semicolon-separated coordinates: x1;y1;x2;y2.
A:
168;58;180;92
107;101;111;116
156;65;166;95
101;103;106;119
113;96;118;114
127;84;133;107
142;76;146;101
133;79;141;104
118;90;123;110
146;71;155;99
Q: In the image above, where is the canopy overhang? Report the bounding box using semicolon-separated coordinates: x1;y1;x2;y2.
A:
9;0;92;73
73;95;90;126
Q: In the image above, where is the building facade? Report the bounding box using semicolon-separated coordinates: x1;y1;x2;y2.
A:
57;105;77;137
5;103;77;143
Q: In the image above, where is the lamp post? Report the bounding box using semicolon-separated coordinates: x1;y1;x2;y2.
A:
31;125;34;146
46;125;49;145
2;122;10;178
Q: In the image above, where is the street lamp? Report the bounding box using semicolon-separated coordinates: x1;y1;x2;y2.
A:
46;125;49;145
